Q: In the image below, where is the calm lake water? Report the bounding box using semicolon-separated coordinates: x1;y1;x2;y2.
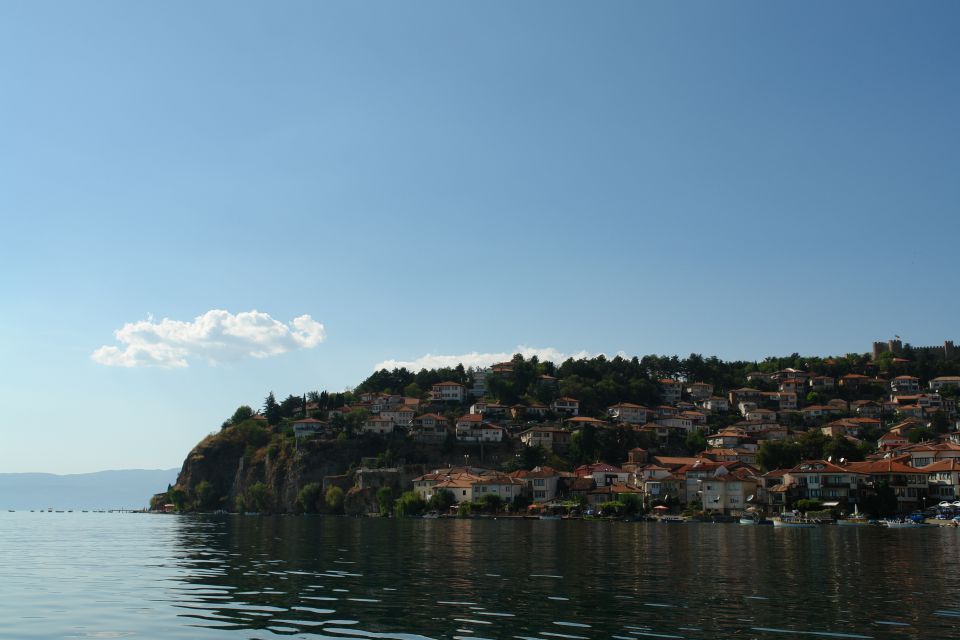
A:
2;513;959;639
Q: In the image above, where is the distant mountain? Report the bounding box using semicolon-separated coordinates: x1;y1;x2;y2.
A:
0;469;179;510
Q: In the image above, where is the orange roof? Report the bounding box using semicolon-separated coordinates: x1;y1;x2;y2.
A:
846;459;925;474
788;459;861;475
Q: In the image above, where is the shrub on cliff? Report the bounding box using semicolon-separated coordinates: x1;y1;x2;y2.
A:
395;491;426;517
246;482;273;513
325;486;345;514
296;482;323;514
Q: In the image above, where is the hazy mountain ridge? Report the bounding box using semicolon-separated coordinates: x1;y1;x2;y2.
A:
0;469;179;510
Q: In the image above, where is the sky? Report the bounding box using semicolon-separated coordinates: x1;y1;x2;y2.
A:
1;1;958;474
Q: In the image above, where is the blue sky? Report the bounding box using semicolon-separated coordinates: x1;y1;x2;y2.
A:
1;1;958;473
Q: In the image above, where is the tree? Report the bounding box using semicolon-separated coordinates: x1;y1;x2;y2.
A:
508;445;547;471
757;440;802;472
395;491;427;517
797;429;829;460
325;486;345;513
279;394;305;418
264;392;282;426
479;494;503;514
377;487;394;516
246;482;273;513
428;489;456;513
822;435;864;462
908;427;936;444
685;430;707;454
168;487;187;512
930;411;950;434
193;480;219;511
297;482;322;514
230;405;254;425
796;499;824;513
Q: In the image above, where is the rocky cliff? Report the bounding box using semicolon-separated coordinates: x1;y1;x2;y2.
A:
153;419;514;513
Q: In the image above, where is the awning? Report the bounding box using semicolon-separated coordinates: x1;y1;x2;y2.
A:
822;501;840;507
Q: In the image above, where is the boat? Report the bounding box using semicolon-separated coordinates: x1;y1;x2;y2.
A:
836;504;870;526
539;514;561;520
772;514;818;528
658;515;691;524
884;517;930;529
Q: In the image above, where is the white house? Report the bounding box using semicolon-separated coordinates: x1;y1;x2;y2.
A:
431;381;466;403
607;402;650;424
549;397;578;416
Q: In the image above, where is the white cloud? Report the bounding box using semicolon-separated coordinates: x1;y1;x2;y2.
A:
92;309;325;368
373;345;619;372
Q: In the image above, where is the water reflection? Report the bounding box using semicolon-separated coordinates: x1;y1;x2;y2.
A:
1;513;959;639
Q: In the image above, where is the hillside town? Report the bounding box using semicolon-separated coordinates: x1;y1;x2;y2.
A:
162;339;960;519
231;341;960;515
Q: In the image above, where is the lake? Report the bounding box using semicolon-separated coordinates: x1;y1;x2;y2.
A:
1;513;959;639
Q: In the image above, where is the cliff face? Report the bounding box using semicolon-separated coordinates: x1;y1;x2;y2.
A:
171;427;375;512
162;420;513;513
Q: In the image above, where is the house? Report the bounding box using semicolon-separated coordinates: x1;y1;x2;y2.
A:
846;459;930;510
745;407;777;422
431;381;466;403
707;428;751;449
686;382;714;402
930;376;960;392
898;404;925;419
657;405;680;417
703;448;758;466
519;426;572;452
470;475;524;503
566;416;608;428
925;459;960;500
697;469;760;515
778;379;805;395
410;413;450;443
455;415;504;442
681;410;708;428
471;368;490;398
809;376;835;391
659;379;682;405
510;466;564;501
469;401;508;417
587;482;643;507
851;400;881;418
839;373;870;389
413;469;523;504
891;375;921;395
878;430;910;451
701;396;729;412
292;418;328;439
758;469;790;508
903;442;960;468
490;361;514;377
641;473;684;504
658;415;694;433
801;405;841;422
551;397;580;416
729;388;764;407
574;462;630;486
380;405;415;426
763;392;797;411
607;402;651;424
782;460;866;504
361;417;395;435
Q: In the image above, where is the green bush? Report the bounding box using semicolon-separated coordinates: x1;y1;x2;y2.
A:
325;486;345;514
297;483;322;514
395;491;427;517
